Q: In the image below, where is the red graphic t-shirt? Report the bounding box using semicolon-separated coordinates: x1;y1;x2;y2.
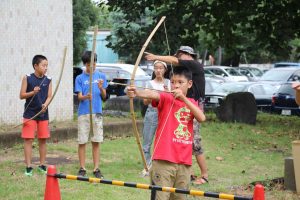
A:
152;93;198;165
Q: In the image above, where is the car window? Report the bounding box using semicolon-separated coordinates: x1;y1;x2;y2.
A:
274;63;300;68
210;69;227;76
260;69;294;81
117;71;131;79
96;68;118;81
135;79;149;88
224;68;242;76
289;70;300;82
97;64;148;77
248;68;263;76
204;69;214;75
240;69;253;77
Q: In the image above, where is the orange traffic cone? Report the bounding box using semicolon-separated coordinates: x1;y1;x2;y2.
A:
44;165;61;200
253;184;265;200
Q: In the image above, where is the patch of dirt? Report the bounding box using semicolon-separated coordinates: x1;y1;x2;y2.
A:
249;177;285;190
14;154;76;165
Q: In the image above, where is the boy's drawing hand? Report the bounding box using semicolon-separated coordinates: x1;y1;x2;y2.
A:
98;79;104;89
85;93;92;100
126;85;136;98
33;86;40;94
172;89;184;100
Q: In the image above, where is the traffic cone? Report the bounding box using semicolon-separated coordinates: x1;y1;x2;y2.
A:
44;165;61;200
253;184;265;200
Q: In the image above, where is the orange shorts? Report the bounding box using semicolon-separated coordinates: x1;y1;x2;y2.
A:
21;119;50;139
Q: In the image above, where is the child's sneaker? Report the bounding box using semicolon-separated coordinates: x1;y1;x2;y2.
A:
93;168;103;179
78;167;87;177
38;165;47;174
25;167;33;177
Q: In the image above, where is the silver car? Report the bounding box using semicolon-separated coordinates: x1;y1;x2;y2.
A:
204;66;249;82
205;82;276;111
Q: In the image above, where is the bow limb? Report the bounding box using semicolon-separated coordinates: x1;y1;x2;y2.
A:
89;26;98;135
130;16;166;172
13;47;67;129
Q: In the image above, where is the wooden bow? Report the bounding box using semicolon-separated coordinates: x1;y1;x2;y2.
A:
130;16;166;172
13;47;67;129
89;26;98;135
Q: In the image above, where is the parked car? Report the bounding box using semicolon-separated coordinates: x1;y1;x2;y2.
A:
82;63;151;80
236;67;264;81
106;77;151;98
271;83;300;116
97;64;150;98
204;66;249;82
205;82;276;111
274;62;300;68
79;63;151;99
259;67;300;88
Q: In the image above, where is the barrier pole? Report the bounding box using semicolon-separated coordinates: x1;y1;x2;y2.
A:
51;173;253;200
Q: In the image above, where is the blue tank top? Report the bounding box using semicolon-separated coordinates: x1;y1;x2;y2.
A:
23;73;52;120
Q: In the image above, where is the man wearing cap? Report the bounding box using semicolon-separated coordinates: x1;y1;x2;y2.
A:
145;46;209;185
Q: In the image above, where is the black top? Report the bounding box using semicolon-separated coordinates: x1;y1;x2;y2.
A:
23;73;52;120
178;59;205;101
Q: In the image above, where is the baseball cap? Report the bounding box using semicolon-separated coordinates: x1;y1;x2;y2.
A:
176;46;197;58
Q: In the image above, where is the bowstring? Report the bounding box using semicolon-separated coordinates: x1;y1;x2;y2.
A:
163;21;174;75
23;75;47;113
148;20;175;170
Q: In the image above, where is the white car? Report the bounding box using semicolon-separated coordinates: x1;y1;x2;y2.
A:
79;63;151;99
236;67;264;81
204;66;249;82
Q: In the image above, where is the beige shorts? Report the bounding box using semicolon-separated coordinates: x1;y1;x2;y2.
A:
150;160;191;200
77;114;103;144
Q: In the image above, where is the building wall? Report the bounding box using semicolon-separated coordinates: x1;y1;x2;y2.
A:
86;30;119;64
0;0;73;125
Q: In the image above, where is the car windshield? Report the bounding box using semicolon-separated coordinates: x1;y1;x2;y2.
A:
224;68;242;76
247;68;263;76
204;69;214;75
213;83;247;94
260;69;293;81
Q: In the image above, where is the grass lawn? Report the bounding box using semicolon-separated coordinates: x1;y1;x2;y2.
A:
0;112;300;199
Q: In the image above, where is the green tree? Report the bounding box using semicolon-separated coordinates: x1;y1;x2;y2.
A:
102;0;300;65
97;4;111;29
73;0;99;65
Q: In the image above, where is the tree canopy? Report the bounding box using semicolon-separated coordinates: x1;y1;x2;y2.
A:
100;0;300;66
73;0;99;65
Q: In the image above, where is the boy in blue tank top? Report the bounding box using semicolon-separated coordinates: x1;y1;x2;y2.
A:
19;55;53;176
75;51;107;178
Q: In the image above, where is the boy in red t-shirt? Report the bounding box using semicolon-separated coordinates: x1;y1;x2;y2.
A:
127;66;205;200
